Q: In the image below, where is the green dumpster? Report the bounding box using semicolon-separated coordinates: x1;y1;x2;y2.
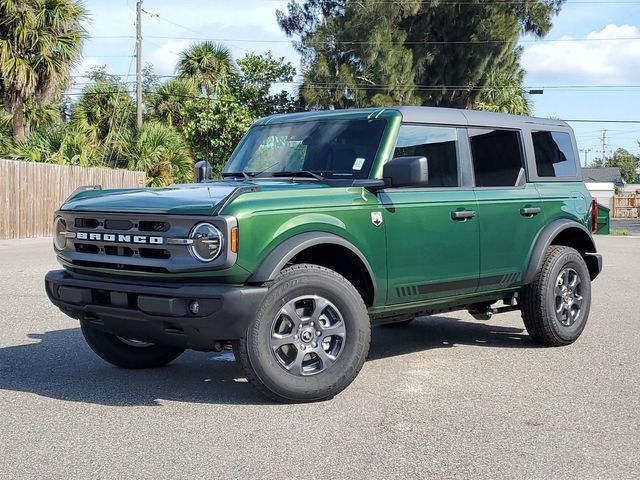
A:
595;203;610;235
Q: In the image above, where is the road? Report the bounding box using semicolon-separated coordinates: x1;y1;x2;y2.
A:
611;219;640;236
0;236;638;479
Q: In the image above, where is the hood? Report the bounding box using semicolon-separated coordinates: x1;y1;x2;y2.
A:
61;180;329;215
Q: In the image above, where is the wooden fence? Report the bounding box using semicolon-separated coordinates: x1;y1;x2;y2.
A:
613;194;640;219
0;159;145;239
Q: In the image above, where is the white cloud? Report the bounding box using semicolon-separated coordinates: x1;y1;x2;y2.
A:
149;40;191;76
522;24;640;84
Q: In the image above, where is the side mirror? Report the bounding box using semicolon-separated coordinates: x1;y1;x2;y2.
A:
194;160;212;183
383;156;429;188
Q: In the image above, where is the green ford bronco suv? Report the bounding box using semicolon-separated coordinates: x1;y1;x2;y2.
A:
46;107;602;402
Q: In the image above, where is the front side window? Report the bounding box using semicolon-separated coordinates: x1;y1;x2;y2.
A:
532;131;578;178
393;125;460;187
224;119;387;180
469;128;524;187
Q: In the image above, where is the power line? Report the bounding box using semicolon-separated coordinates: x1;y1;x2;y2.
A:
143;34;640;45
88;33;640;45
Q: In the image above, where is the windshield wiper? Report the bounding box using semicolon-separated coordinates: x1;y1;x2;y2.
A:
221;171;253;180
269;171;324;181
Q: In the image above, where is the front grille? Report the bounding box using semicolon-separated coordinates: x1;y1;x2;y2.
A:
104;245;134;257
75;243;100;254
139;221;169;232
63;213;177;271
57;211;236;274
75;218;100;229
139;248;170;259
104;219;134;231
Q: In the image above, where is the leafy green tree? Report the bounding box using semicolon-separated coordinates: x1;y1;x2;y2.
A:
12;124;101;166
177;42;238;97
182;94;254;174
0;106;12;155
24;99;63;131
607;148;640;184
277;0;565;109
71;77;135;145
0;0;86;142
235;52;297;117
118;122;194;187
473;67;531;115
146;77;199;129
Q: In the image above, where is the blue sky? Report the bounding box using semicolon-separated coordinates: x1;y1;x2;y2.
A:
76;0;640;162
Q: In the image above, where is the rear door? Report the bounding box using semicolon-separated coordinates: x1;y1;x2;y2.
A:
469;128;546;292
382;124;480;305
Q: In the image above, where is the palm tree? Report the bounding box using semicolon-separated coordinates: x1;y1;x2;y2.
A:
12;124;101;166
24;100;63;131
146;77;199;129
71;80;135;144
473;68;532;116
0;0;86;142
177;42;237;97
119;122;194;187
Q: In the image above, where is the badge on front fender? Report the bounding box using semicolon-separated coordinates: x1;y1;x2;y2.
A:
371;211;383;227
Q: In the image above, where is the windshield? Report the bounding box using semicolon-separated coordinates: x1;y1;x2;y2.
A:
224;119;387;180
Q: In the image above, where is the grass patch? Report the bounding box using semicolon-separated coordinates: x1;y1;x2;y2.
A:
610;229;630;236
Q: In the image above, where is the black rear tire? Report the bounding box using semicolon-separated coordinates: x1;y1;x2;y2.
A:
237;264;371;403
520;245;592;347
81;322;185;369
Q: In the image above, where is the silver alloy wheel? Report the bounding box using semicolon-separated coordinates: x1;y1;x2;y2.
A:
270;295;346;376
554;267;583;327
116;336;155;348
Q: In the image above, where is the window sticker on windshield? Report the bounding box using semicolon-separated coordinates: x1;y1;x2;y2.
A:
353;158;365;171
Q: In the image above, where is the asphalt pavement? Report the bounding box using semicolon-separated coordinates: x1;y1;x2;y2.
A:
611;219;640;235
0;236;638;479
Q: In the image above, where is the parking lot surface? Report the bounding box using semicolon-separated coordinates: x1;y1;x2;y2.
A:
611;219;640;235
1;236;638;479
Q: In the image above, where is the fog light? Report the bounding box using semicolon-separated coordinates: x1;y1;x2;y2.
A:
189;301;200;315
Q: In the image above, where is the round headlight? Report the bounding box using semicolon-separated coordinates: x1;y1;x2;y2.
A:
189;223;223;262
53;217;67;251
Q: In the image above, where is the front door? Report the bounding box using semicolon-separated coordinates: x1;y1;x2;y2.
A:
382;124;480;305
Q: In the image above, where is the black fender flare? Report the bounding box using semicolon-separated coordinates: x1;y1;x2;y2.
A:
248;232;378;302
523;219;600;284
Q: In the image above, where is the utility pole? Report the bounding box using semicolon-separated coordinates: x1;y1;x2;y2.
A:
601;130;608;163
135;0;143;129
580;148;591;167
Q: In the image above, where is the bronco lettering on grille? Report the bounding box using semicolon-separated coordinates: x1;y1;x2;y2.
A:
76;232;164;245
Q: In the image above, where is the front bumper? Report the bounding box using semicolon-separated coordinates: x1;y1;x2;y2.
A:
45;270;267;350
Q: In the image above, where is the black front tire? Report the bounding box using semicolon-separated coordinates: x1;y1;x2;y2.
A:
81;322;185;369
521;246;592;347
237;264;371;403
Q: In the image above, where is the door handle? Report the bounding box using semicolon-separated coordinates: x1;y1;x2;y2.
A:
451;210;476;220
520;207;541;217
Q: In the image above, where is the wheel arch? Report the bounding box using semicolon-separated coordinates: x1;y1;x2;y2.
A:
524;219;601;284
248;232;377;306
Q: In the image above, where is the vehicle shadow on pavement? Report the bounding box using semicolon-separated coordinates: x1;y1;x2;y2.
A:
0;316;535;406
368;315;536;361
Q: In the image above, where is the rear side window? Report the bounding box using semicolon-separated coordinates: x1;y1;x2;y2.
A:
532;131;578;178
394;125;460;187
469;128;524;187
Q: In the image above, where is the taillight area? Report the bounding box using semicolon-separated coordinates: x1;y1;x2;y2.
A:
591;199;599;233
